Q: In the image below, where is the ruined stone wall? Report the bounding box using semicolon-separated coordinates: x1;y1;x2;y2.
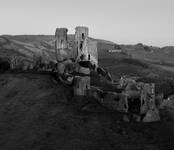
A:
73;76;90;96
140;83;156;114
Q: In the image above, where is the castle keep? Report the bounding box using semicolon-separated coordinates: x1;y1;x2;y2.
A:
55;26;98;96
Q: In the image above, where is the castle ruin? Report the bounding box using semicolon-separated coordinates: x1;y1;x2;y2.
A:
55;26;160;122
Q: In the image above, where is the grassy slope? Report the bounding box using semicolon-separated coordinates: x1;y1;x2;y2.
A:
0;35;56;62
0;73;174;150
121;44;174;72
96;41;174;97
1;34;174;63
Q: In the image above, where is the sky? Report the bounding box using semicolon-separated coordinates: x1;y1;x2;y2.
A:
0;0;174;47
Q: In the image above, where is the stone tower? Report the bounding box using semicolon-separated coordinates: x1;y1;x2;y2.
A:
75;26;89;61
75;26;98;65
55;28;68;62
74;26;91;96
55;28;71;74
54;26;97;96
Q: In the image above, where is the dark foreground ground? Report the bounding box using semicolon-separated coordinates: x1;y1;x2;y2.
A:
0;73;174;150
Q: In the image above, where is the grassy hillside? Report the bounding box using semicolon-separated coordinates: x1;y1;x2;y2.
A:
0;35;56;62
97;57;174;97
121;44;174;68
0;73;174;150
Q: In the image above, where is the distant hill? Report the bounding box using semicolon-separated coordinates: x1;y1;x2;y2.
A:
1;34;174;89
0;35;112;60
0;35;56;63
1;34;173;63
119;43;174;63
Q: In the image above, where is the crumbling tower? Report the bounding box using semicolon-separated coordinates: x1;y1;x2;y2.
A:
74;26;90;74
55;28;68;62
75;26;98;65
75;26;89;61
73;26;91;96
55;28;70;74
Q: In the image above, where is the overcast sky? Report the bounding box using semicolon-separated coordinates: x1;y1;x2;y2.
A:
0;0;173;47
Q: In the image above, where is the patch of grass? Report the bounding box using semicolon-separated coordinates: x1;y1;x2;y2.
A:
5;90;19;98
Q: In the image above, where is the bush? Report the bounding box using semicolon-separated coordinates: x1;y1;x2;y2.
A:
0;58;10;72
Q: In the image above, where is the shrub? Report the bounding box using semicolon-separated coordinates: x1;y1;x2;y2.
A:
0;58;10;72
